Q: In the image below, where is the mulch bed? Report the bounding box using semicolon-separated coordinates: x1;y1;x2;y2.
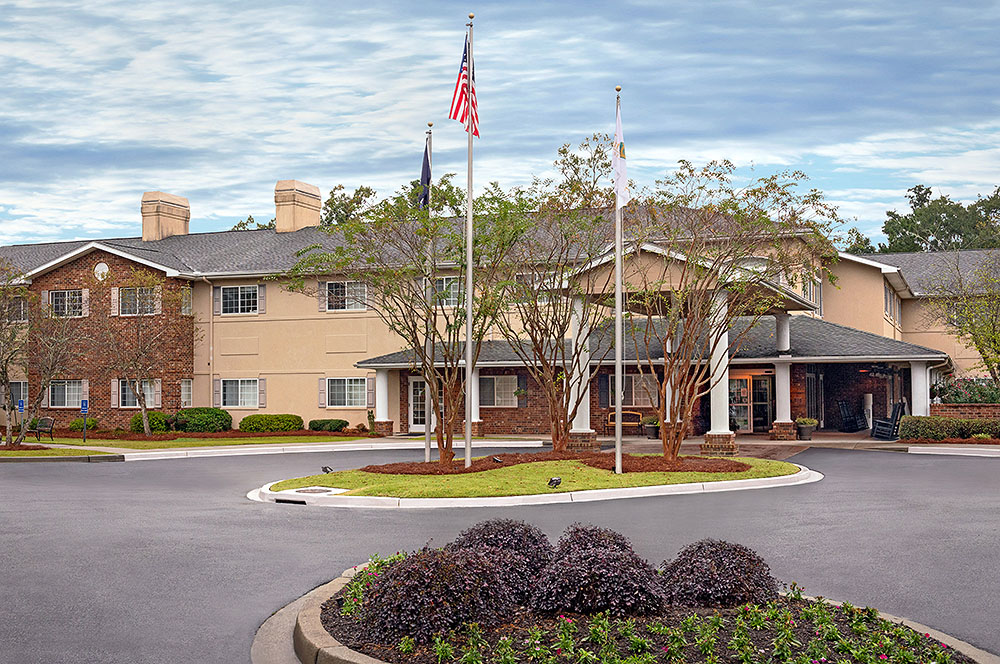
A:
321;596;973;664
359;451;750;475
0;443;48;451
901;437;1000;445
43;428;376;441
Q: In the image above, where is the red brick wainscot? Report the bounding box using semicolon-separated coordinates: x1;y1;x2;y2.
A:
930;403;1000;419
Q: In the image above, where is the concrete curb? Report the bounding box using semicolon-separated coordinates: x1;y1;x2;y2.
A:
0;454;124;463
265;566;998;664
908;446;1000;458
251;463;823;509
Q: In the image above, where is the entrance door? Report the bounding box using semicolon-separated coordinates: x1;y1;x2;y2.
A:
728;377;750;432
409;377;432;433
806;367;825;427
751;376;774;433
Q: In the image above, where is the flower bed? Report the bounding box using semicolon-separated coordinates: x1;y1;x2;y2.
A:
319;520;973;664
40;428;375;441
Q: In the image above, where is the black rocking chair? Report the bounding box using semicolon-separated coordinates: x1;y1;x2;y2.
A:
871;402;904;441
837;400;867;433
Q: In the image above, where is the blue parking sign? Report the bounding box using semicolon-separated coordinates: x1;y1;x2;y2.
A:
18;399;24;413
81;399;89;414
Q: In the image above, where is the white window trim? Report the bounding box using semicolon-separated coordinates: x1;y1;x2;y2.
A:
610;374;659;408
326;280;367;311
9;381;27;406
49;380;83;409
431;276;460;308
221;378;259;408
220;285;259;315
326;377;367;408
50;289;84;318
180;378;193;408
7;297;28;323
480;375;518;408
181;287;193;316
119;287;157;317
118;379;156;409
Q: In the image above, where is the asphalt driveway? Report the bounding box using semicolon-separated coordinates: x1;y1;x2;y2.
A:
0;447;997;663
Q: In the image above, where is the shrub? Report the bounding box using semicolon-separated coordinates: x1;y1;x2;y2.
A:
360;547;514;644
340;552;408;616
171;407;232;432
971;432;992;440
238;413;304;432
68;417;98;431
659;539;778;608
308;418;348;432
449;519;554;575
899;415;1000;440
129;411;169;433
530;548;665;616
795;417;818;427
935;378;1000;404
356;422;368;433
641;415;659;426
555;523;635;560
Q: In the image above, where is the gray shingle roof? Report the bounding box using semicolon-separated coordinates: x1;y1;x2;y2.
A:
357;315;947;368
865;249;1000;296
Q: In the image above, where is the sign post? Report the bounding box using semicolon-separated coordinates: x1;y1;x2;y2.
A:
81;399;89;445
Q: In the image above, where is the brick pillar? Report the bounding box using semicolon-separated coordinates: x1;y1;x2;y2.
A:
701;431;738;456
768;421;797;441
568;430;599;451
372;420;394;436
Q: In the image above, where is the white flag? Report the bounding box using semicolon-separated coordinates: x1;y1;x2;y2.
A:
612;100;630;210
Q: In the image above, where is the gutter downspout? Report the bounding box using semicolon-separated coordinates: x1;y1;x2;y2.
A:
200;277;214;406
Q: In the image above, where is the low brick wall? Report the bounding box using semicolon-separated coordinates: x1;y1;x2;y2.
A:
930;403;1000;419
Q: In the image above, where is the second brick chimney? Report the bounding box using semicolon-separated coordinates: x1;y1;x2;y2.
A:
274;180;322;233
141;191;190;242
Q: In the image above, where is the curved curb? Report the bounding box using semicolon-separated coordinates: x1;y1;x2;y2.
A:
261;565;998;664
250;463;823;509
0;454;123;463
908;446;1000;458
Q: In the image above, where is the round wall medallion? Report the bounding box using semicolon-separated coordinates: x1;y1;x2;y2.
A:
94;262;110;280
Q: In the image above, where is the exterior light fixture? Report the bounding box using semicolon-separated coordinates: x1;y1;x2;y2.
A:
547;477;562;488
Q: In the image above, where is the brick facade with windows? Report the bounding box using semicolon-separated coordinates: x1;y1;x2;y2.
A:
25;250;194;428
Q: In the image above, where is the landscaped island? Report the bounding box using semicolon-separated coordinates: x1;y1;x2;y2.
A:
320;520;971;664
269;452;799;498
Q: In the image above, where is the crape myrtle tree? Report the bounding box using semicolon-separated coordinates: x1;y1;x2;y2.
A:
626;161;839;460
0;263;32;446
925;251;1000;385
496;135;616;451
285;175;528;465
88;267;196;435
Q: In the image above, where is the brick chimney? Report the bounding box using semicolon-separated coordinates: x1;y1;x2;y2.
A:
141;191;190;242
274;180;321;233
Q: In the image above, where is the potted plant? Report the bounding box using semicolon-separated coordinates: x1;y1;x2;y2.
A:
796;417;818;440
641;415;659;439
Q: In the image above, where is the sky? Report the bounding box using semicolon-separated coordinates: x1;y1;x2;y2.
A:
1;0;999;246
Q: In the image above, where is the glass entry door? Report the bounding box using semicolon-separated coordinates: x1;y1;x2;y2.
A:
409;378;431;433
729;374;776;433
728;378;750;432
751;376;774;433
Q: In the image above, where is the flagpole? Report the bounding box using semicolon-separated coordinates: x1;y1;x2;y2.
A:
614;86;623;475
424;121;434;464
464;13;475;468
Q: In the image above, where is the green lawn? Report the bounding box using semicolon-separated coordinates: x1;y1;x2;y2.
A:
0;448;110;457
51;436;367;450
269;456;798;498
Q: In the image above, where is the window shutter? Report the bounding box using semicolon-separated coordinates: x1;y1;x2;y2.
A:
257;284;266;314
479;376;493;406
362;282;372;310
81;289;90;317
517;373;527;408
366;374;375;409
110;288;119;316
213;379;221;408
598;373;609;409
154;286;162;315
23;385;28;408
41;290;49;312
318;377;327;407
213;287;221;316
81;379;89;401
0;383;6;403
111;379;119;408
41;385;49;408
257;378;266;408
318;281;327;311
154;379;162;408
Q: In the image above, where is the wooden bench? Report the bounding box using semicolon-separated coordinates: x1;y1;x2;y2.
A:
605;410;643;436
26;416;54;442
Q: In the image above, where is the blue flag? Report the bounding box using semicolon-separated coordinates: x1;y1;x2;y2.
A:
417;135;431;210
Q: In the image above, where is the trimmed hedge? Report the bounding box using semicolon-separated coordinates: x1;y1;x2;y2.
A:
68;417;98;432
555;523;636;559
171;407;232;432
531;548;665;616
130;410;170;433
238;413;304;432
308;418;348;432
899;415;1000;440
659;539;778;608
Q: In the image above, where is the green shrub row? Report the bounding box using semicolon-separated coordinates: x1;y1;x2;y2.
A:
898;415;1000;440
238;413;304;432
308;418;349;432
170;407;233;433
68;417;98;432
130;411;170;433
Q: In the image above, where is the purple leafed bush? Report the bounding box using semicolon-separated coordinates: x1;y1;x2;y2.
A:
659;539;778;608
554;523;636;559
530;548;666;616
359;547;514;644
449;518;554;572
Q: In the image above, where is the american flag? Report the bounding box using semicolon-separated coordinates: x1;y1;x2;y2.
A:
448;33;479;137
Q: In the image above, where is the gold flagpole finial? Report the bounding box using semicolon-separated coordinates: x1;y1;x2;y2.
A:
468;12;474;19
427;121;434;128
615;85;622;92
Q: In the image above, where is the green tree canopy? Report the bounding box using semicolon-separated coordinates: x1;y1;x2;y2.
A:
880;185;1000;252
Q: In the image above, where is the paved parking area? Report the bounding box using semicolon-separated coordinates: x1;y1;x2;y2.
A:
0;447;997;663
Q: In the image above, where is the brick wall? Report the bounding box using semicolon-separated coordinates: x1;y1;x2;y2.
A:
822;363;889;430
930;403;1000;419
26;250;194;428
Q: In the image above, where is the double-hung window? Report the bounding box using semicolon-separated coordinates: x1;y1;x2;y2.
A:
119;379;156;408
9;381;27;407
50;290;83;317
432;276;460;307
221;285;258;314
120;287;156;316
610;375;659;407
221;379;258;408
49;380;83;408
327;377;367;407
479;375;518;408
180;379;193;408
181;287;193;316
6;297;27;323
327;281;366;310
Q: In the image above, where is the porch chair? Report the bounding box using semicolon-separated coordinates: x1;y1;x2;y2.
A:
871;402;903;441
837;400;867;433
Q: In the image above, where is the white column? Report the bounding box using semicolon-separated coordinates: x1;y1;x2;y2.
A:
774;361;792;422
774;312;790;354
910;361;930;416
470;366;481;422
708;290;731;435
662;336;673;422
570;297;594;433
374;369;389;421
